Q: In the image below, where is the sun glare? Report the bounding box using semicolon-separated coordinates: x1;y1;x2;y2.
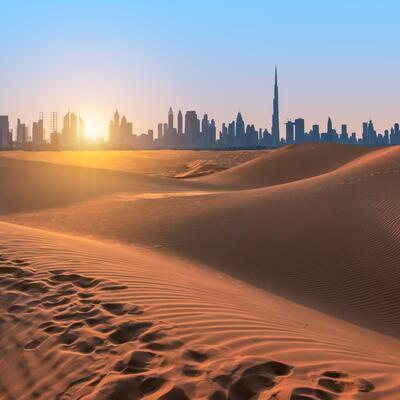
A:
85;117;103;140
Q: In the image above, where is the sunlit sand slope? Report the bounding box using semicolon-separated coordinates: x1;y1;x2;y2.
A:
199;143;378;188
1;149;263;178
0;156;207;213
0;222;399;400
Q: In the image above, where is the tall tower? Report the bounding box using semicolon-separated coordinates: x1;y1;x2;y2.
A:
51;112;57;134
177;110;183;135
79;115;86;139
168;107;174;130
236;112;245;146
271;66;280;146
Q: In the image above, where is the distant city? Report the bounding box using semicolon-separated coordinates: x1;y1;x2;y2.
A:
1;68;399;151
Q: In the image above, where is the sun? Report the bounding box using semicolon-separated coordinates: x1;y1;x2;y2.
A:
85;117;103;140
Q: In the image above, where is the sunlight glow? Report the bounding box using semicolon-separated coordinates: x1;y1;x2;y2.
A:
85;117;103;140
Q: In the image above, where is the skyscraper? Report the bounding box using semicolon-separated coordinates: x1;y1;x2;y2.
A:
168;107;174;130
32;114;44;147
177;110;183;135
209;119;216;147
157;123;163;139
271;66;280;146
294;118;305;143
0;115;11;149
201;114;210;148
184;111;200;147
109;110;133;147
79;116;86;139
50;112;59;148
236;112;245;146
70;113;78;139
61;111;78;147
285;121;294;144
17;118;28;146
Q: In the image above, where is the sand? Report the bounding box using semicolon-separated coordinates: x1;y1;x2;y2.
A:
0;144;399;399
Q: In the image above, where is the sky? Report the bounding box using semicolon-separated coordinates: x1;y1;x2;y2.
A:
1;0;399;139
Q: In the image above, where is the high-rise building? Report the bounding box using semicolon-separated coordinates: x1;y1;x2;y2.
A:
32;114;44;147
168;107;174;130
393;123;400;145
209;119;216;147
227;121;235;147
340;124;348;144
323;117;338;143
157;123;163;139
362;122;368;144
201;114;210;147
17;118;28;146
51;112;57;134
0;115;11;149
294;118;305;143
236;112;245;146
79;116;86;139
177;110;183;135
50;112;59;148
285;120;294;144
271;66;280;146
61;111;78;147
184;111;200;147
311;124;320;142
109;110;133;147
70;113;78;138
163;123;168;140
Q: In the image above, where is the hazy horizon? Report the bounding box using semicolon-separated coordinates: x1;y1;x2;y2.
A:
1;0;400;138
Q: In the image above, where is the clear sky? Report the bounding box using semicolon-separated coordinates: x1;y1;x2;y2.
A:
1;0;399;139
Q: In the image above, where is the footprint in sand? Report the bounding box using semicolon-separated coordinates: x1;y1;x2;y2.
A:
108;321;153;344
318;370;374;394
24;339;44;350
228;361;293;400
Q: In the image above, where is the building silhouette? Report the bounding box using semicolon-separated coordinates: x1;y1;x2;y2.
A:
0;115;11;150
177;110;183;136
236;112;245;147
271;66;280;147
285;121;294;144
184;111;200;148
109;110;133;148
17;118;29;147
61;111;79;147
294;118;305;143
32;113;44;147
3;69;400;151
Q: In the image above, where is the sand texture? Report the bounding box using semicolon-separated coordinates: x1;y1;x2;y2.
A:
0;144;399;399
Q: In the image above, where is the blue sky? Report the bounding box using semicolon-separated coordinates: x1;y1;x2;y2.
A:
1;0;399;137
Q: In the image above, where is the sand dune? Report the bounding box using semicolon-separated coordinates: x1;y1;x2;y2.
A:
0;222;399;400
1;145;400;398
200;143;378;189
0;156;208;213
5;145;400;337
1;149;263;178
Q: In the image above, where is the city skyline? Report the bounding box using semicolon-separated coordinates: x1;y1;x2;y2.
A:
2;66;400;150
2;65;400;150
1;1;400;136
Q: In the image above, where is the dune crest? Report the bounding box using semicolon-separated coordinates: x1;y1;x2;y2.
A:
199;143;379;189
